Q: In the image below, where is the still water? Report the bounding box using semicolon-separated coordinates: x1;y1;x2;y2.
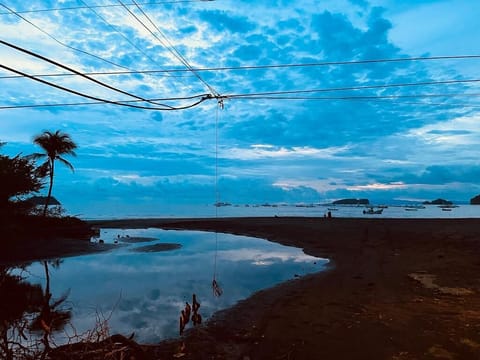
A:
15;229;326;343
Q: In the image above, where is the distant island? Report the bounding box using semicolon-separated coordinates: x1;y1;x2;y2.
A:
27;195;61;206
332;198;369;205
422;198;452;205
470;195;480;205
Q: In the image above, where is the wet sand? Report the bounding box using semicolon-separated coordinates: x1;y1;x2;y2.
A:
86;217;480;359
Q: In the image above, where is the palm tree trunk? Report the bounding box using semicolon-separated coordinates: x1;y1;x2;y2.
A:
42;160;54;217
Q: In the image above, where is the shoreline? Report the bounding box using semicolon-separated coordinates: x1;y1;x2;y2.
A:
4;217;480;359
86;217;480;359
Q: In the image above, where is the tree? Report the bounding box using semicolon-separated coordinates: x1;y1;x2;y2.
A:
32;130;77;216
0;148;43;215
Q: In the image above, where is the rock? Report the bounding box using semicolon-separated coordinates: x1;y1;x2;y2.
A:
470;194;480;205
332;198;369;205
422;198;452;205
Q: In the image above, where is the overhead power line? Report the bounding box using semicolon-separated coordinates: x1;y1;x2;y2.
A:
2;39;479;110
0;39;176;107
230;93;480;100
77;0;185;79
0;93;213;110
0;1;215;15
220;79;480;98
3;68;480;95
3;91;480;110
0;3;131;71
0;94;480;110
2;54;479;79
0;63;212;110
117;0;219;96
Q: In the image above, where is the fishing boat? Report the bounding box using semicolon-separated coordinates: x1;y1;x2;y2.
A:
363;207;383;215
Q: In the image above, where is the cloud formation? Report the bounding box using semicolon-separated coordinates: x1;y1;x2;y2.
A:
1;0;479;215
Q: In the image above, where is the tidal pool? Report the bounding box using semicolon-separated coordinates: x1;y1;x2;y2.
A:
14;229;327;343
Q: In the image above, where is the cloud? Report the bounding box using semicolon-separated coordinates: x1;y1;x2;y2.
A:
1;1;480;213
198;10;255;34
346;182;407;191
222;144;349;160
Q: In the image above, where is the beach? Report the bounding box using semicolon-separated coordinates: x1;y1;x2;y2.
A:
4;217;480;359
81;217;480;359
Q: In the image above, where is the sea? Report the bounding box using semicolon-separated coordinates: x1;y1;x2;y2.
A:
81;203;480;220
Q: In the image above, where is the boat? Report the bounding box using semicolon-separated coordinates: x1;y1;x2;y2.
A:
439;204;458;209
214;202;231;207
363;207;383;215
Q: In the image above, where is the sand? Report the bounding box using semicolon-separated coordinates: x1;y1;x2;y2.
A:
86;217;480;359
5;217;480;359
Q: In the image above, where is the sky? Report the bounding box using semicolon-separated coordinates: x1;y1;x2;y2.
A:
1;0;480;217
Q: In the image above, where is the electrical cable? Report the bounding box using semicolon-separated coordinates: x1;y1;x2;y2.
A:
212;101;221;297
0;3;131;71
0;39;176;108
221;79;480;99
231;93;480;101
4;90;480;110
120;0;219;96
0;1;216;15
0;63;212;110
2;54;479;78
77;0;189;79
3;54;479;96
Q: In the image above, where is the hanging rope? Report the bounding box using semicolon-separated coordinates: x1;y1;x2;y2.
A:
212;99;223;297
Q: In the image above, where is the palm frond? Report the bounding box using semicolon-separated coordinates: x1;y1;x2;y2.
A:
26;152;47;161
57;157;74;172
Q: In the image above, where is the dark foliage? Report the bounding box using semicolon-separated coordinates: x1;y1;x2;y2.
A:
1;214;95;243
0;152;43;215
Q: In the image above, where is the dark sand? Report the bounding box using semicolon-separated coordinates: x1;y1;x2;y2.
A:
5;217;480;359
0;236;115;266
85;217;480;360
130;243;182;253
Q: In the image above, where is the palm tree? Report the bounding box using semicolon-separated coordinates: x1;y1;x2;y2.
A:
32;130;77;216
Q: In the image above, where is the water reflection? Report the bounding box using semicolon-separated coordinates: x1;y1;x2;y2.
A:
5;229;327;345
0;261;71;359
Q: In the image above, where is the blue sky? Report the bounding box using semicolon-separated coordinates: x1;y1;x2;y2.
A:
1;0;480;217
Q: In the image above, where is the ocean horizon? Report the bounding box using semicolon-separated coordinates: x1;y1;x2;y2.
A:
79;203;480;220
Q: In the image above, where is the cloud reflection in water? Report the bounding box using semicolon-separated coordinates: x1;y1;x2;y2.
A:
22;229;327;343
